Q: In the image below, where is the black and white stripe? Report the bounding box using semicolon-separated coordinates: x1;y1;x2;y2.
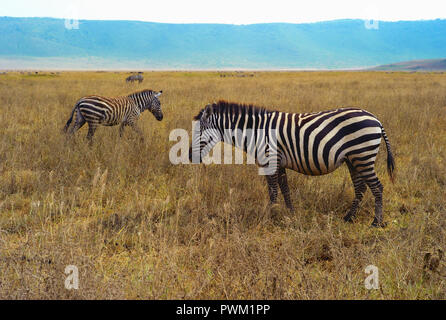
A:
63;89;163;142
190;101;395;227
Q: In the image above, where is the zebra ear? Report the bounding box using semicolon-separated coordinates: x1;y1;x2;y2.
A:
155;91;162;98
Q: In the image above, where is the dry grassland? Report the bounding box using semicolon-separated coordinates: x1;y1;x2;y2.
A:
0;71;445;299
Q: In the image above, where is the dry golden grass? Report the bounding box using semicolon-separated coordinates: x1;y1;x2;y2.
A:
0;71;445;299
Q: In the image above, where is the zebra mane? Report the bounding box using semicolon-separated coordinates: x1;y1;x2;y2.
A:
128;89;154;98
193;100;272;120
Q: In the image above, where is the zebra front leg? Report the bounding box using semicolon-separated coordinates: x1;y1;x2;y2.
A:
265;172;279;206
344;161;367;223
278;167;294;211
130;123;144;142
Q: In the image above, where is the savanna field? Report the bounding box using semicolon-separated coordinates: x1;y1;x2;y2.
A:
0;71;445;299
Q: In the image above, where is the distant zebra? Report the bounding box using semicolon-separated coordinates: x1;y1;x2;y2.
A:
190;101;395;227
63;89;163;142
126;74;144;83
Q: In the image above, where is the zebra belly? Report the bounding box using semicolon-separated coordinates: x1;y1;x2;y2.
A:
101;115;125;126
282;157;345;176
102;121;120;126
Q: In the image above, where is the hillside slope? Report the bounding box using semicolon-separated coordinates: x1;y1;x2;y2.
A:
370;58;446;71
1;17;446;69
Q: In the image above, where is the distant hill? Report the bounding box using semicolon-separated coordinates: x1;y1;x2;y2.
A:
369;58;446;71
1;17;446;69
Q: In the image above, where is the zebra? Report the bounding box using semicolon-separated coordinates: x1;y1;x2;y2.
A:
126;74;144;83
63;89;163;142
189;101;395;227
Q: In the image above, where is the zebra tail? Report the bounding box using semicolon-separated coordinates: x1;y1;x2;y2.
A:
381;126;395;183
63;103;78;133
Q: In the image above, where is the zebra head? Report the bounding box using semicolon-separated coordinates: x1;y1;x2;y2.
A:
189;103;222;163
147;90;163;121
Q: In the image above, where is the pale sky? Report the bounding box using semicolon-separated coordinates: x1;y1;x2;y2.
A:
0;0;445;24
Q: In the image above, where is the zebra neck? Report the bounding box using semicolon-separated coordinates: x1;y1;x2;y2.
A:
129;94;146;112
218;111;266;145
221;110;275;132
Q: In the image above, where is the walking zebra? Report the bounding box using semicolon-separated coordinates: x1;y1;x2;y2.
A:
63;89;163;142
189;101;395;227
126;74;144;83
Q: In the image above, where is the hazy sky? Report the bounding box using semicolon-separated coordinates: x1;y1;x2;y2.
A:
1;0;445;24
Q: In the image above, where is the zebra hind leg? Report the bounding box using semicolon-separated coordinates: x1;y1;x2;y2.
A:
69;115;86;135
368;179;384;227
67;109;86;135
119;123;126;137
86;123;98;145
358;168;385;227
278;167;294;211
344;161;367;223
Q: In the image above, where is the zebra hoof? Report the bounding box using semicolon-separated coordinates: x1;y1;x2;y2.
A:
371;219;387;228
343;214;355;223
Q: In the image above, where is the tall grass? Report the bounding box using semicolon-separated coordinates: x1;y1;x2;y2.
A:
0;71;445;299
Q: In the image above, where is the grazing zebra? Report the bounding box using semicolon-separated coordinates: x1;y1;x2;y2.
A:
63;89;163;142
126;74;144;83
189;101;395;227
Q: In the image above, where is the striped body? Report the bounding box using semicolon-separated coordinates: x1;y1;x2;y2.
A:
63;89;163;142
77;95;145;127
272;108;384;176
191;101;395;226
